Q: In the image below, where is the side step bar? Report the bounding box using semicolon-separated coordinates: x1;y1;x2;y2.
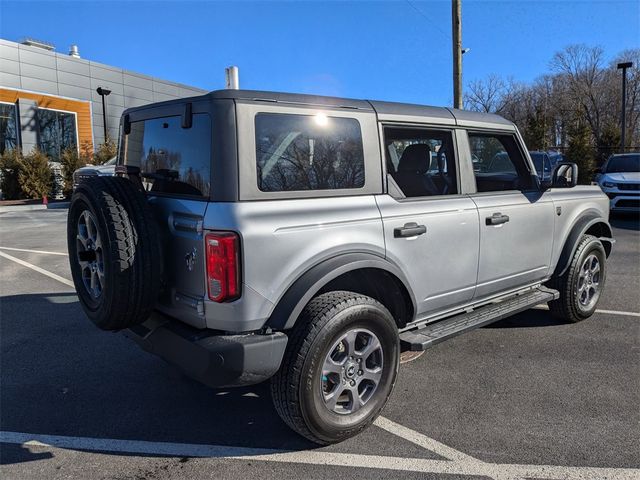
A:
399;286;559;351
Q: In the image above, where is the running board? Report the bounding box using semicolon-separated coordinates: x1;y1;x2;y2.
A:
399;287;559;351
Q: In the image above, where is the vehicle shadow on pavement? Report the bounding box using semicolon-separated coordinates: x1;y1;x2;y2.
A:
0;292;318;466
483;309;570;329
609;213;640;231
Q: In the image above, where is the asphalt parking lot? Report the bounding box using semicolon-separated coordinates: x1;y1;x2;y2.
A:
1;209;639;480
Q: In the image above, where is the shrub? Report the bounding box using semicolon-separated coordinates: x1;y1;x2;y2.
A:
0;148;24;200
60;146;90;198
19;149;53;200
93;138;117;165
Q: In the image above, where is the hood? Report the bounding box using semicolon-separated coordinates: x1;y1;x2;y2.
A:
603;172;640;183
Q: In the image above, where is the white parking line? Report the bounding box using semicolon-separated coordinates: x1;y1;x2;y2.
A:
374;416;478;462
0;250;73;288
534;304;640;318
0;246;68;256
2;430;638;480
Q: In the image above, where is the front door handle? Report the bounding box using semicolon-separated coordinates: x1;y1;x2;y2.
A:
394;222;427;238
486;213;510;226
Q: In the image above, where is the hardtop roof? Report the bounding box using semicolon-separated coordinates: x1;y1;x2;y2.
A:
123;89;514;128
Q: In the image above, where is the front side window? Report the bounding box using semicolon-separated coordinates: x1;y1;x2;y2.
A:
124;114;211;197
37;108;77;160
385;127;458;198
469;133;532;192
255;113;365;192
0;103;18;154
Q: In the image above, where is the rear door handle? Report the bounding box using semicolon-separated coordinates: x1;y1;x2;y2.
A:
394;222;427;238
486;213;510;226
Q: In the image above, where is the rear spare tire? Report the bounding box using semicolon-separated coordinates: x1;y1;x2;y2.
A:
67;176;161;330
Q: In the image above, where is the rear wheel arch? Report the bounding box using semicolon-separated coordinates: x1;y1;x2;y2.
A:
266;253;416;331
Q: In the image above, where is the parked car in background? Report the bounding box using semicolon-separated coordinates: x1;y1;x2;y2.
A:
548;151;565;168
595;153;640;212
72;157;116;190
529;151;553;182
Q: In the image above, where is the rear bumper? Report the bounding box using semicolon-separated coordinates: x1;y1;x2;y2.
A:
124;311;287;388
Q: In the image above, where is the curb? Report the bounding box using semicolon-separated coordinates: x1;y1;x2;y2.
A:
0;202;69;213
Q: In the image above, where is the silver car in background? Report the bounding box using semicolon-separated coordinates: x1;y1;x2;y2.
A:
595;153;640;212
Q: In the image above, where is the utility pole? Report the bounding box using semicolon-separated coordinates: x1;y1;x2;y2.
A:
452;0;462;109
617;61;633;153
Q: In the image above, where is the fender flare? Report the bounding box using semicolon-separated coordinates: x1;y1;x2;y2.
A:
554;212;614;277
266;252;417;331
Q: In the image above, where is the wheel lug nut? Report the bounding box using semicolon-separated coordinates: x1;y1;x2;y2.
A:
350;380;355;386
358;370;363;376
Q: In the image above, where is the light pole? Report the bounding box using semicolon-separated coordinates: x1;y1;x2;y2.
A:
96;87;111;142
617;62;633;153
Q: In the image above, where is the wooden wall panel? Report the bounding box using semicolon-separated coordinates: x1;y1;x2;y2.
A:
0;87;93;152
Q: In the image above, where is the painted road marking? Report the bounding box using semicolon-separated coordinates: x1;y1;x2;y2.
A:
2;430;638;480
0;246;68;256
0;250;74;288
374;416;478;462
534;304;640;318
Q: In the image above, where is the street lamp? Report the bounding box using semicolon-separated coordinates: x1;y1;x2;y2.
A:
617;62;633;153
96;87;112;142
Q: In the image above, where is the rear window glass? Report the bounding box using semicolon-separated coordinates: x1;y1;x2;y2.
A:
255;113;365;192
124;114;211;197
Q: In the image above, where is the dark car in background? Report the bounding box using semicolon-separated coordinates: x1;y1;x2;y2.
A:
72;157;117;190
529;151;553;182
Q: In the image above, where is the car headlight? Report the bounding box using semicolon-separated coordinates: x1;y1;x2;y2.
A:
602;181;616;188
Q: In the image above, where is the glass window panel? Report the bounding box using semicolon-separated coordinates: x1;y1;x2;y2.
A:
0;103;18;154
37;109;77;160
124;114;211;197
255;113;365;192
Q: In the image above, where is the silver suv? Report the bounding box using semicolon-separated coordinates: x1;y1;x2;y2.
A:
67;89;614;445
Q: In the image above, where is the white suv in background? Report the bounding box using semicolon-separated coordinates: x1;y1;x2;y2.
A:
595;153;640;212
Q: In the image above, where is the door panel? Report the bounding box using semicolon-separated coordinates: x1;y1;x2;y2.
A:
471;191;554;299
376;195;479;318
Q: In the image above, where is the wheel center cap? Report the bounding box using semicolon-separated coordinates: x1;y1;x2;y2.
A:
345;363;357;379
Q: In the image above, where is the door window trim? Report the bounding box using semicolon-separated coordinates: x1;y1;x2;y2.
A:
465;128;538;195
379;122;463;202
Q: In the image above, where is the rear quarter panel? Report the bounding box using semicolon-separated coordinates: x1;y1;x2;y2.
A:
201;196;385;331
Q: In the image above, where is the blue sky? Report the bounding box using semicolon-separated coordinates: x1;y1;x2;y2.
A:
1;1;638;106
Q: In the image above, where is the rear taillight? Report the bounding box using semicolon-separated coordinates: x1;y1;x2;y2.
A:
205;232;240;302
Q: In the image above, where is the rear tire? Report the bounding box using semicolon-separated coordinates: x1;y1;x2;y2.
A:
271;291;399;445
67;176;161;330
548;234;606;323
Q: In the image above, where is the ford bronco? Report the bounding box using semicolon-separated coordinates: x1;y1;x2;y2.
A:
68;89;613;445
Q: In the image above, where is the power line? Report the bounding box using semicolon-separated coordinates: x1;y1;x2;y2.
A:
404;0;451;41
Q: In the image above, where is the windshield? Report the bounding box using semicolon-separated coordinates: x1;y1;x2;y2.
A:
605;154;640;173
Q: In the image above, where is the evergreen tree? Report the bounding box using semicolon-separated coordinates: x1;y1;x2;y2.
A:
19;149;53;199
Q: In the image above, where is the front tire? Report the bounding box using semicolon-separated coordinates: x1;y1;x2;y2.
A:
548;234;606;323
271;291;399;445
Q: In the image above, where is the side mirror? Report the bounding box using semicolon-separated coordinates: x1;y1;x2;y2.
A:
551;162;578;188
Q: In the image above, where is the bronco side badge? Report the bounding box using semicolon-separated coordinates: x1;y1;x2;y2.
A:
185;247;197;271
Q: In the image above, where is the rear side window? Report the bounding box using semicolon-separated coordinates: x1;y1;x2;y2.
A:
255;113;365;192
124;114;211;197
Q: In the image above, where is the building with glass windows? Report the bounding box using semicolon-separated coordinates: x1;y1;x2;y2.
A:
0;38;206;161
